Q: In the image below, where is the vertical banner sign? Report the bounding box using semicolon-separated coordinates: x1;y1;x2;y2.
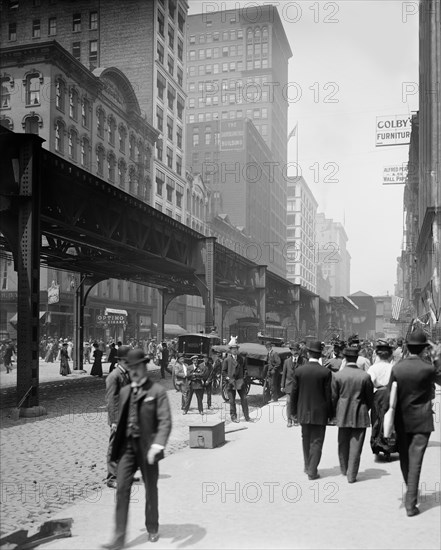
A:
375;115;411;147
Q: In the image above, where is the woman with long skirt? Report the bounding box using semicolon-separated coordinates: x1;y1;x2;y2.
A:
59;343;71;376
90;342;103;377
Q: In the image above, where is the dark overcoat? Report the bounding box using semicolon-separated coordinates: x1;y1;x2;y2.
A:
291;361;332;424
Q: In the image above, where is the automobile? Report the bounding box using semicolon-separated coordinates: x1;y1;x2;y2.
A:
211;342;292;404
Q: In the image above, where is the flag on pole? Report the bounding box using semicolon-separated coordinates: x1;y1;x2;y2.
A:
288;124;298;141
391;295;404;320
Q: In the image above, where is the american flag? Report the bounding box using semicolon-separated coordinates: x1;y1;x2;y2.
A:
391;295;404;320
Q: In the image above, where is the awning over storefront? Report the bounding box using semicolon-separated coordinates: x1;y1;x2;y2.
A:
105;308;128;316
153;323;188;336
9;311;47;326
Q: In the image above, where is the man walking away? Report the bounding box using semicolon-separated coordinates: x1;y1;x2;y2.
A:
332;345;374;483
281;342;301;427
291;340;332;480
388;330;441;517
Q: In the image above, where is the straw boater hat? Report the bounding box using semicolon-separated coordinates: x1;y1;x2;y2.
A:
228;336;239;348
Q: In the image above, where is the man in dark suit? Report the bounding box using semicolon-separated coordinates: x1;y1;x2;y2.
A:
103;349;172;549
332;345;374;483
265;340;282;402
182;355;208;415
281;342;302;427
388;330;441;517
105;345;131;488
222;338;251;423
291;340;332;480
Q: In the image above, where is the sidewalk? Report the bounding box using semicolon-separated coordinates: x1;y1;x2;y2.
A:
37;394;440;550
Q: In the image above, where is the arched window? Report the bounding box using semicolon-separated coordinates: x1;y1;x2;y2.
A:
81;97;90;128
54;119;65;152
68;127;78;160
108;151;116;182
24;72;42;106
55;77;65;111
262;26;268;42
96;144;105;176
108;115;116;146
80;136;90;169
137;140;144;165
0;116;13;130
0;76;13;109
22;112;42;134
69;87;79;120
118;159;126;188
246;28;253;42
128;165;137;195
129;133;136;160
118;124;127;153
96;105;105;137
254;27;261;41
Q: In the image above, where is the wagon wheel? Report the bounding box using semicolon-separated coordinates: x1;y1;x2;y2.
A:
244;378;251;395
262;378;271;405
221;376;229;402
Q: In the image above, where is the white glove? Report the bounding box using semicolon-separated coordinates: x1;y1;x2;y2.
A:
147;444;164;465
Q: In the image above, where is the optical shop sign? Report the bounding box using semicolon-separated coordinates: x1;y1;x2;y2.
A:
375;115;411;147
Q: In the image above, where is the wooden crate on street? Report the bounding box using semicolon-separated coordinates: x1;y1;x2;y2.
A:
189;421;225;449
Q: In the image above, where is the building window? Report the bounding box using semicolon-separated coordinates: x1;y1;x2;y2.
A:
89;11;98;30
192;132;199;147
32;19;41;38
129;134;136;160
176;155;182;176
156;140;163;161
167;86;175;110
166;185;173;202
69;87;78;120
156;169;164;195
177;66;183;87
169;0;176;19
157;72;166;100
1;78;12;109
128;166;137;195
118;124;127;152
163;120;175;148
68;128;78;160
176;191;182;208
157;10;164;37
177;95;184;120
72;41;81;60
167;54;174;76
81;97;90;127
8;22;17;41
48;17;56;36
168;25;174;49
81;137;90;168
118;159;126;188
72;13;81;32
157;41;164;64
25;73;41;105
24;114;40;135
89;40;98;68
177;38;183;61
96;145;105;176
54;120;65;153
108;152;116;182
176;125;182;148
178;8;185;33
96;106;104;137
0;117;13;130
166;146;173;168
156;105;164;131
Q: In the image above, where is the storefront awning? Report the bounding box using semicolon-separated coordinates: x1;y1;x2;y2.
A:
153;323;188;336
105;308;128;316
9;311;47;326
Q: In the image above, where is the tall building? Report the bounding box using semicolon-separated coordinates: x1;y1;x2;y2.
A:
185;5;292;277
399;1;440;336
1;0;189;216
315;213;351;297
286;176;318;293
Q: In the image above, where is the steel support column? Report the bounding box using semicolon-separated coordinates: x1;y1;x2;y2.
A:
255;266;267;333
157;290;177;342
15;134;44;408
204;237;216;333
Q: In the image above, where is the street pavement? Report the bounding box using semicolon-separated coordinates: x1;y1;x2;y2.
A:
1;361;440;549
34;395;441;549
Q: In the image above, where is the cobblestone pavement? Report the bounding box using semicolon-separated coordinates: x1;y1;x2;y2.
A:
0;360;265;537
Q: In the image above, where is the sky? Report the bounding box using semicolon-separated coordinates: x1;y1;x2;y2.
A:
188;0;419;296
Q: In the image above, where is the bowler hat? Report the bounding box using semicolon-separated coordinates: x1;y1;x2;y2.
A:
117;345;131;359
406;330;429;347
289;342;300;351
126;349;149;367
343;345;359;358
306;340;323;353
375;339;392;350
